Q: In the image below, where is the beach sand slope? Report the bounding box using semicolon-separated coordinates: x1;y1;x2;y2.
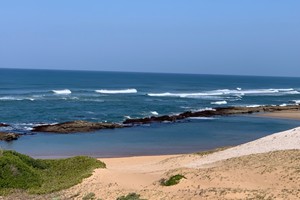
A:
58;127;300;200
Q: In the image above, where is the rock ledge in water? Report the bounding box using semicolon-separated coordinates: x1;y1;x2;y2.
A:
123;105;300;125
0;132;20;141
0;123;10;127
32;120;124;133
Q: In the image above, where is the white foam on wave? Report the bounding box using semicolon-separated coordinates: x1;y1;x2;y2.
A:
211;100;227;105
147;88;298;98
246;105;263;108
9;122;51;132
0;96;35;101
95;89;137;94
292;100;300;104
52;89;72;95
0;96;22;101
147;92;223;98
285;91;300;94
192;107;216;112
278;88;294;92
150;111;159;115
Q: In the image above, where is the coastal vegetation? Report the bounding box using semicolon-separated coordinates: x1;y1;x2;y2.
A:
161;174;186;186
82;192;96;200
116;193;145;200
0;150;105;195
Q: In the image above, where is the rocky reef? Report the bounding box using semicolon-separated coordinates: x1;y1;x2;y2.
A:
31;105;300;133
0;132;20;142
32;120;124;133
123;105;300;124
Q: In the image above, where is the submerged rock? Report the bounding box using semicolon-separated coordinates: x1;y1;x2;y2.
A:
0;132;20;141
32;120;124;133
123;105;300;125
0;123;10;127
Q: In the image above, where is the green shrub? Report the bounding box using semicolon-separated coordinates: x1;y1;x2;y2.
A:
161;174;186;186
116;193;145;200
82;192;96;200
0;151;43;189
0;150;106;195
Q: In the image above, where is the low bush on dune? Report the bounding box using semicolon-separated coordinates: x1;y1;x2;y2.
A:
0;150;106;195
117;193;146;200
160;174;186;186
82;192;96;200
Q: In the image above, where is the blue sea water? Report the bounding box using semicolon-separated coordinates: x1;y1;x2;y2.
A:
0;69;300;157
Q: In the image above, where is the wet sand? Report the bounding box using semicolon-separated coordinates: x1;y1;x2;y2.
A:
259;110;300;120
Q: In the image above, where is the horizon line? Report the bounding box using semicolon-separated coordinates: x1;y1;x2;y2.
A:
0;67;299;79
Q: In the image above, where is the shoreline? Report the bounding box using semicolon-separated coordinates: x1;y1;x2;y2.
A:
258;110;300;120
2;111;300;199
4;111;300;160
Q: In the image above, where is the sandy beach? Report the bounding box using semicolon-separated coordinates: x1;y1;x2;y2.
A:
58;125;300;200
259;110;300;120
2;112;300;200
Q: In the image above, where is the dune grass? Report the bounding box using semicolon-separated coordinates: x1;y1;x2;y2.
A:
0;150;105;195
117;193;146;200
161;174;186;186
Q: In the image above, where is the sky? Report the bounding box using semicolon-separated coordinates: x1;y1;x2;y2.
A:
0;1;299;76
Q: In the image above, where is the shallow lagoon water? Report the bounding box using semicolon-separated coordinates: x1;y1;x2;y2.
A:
2;115;299;158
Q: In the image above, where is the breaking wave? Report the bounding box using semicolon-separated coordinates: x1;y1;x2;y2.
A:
95;89;137;94
147;88;299;98
211;100;227;105
291;100;300;104
0;96;35;101
150;111;159;115
52;89;72;95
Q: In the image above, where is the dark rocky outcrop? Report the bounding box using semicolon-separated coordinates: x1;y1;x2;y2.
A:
30;104;300;134
123;105;300;125
0;123;10;127
32;120;124;133
0;132;20;141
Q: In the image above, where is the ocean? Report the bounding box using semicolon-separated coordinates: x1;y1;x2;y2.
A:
1;68;300;157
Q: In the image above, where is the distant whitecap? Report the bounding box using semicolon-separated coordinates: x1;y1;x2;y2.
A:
0;96;22;101
292;100;300;104
150;111;159;115
147;88;297;98
95;89;137;94
52;89;72;95
211;100;227;105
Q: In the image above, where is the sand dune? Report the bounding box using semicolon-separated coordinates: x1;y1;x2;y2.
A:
60;127;300;200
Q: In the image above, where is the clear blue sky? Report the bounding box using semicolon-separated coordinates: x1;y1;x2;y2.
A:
0;1;299;76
